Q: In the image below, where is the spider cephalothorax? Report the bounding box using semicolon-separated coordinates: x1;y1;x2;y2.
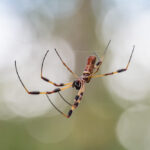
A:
15;40;135;118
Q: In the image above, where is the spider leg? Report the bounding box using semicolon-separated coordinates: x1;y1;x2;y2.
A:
46;94;70;118
58;92;72;106
55;49;79;78
41;50;72;86
15;61;72;95
91;46;135;78
46;82;85;118
67;82;85;118
93;40;111;75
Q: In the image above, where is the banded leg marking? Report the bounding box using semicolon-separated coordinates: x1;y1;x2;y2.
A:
15;61;72;95
67;93;83;118
46;91;74;119
46;82;85;118
67;83;85;118
92;46;135;79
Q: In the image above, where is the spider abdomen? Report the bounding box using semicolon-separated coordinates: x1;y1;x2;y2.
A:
82;56;96;83
84;56;96;74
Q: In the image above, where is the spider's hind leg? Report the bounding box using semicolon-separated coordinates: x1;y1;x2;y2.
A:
15;60;72;95
67;83;85;118
46;82;85;118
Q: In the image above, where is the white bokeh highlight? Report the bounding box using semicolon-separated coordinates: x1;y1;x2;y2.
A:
96;1;150;103
0;3;32;70
0;2;76;119
5;38;75;118
117;104;150;150
25;116;74;143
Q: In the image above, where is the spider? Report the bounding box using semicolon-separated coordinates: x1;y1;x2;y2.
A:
15;41;135;118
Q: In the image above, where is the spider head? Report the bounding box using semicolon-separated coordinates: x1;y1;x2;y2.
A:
72;80;81;90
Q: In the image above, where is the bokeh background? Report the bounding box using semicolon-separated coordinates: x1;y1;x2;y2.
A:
0;0;150;150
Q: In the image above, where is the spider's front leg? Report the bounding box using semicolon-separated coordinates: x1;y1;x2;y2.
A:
15;61;72;95
54;49;79;79
28;85;72;95
92;46;135;78
41;50;72;87
93;40;111;75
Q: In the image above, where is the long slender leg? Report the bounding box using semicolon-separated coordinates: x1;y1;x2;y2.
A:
41;50;72;86
46;94;70;118
58;92;72;106
67;81;85;118
93;40;111;75
92;46;135;79
46;82;85;118
55;49;79;78
15;61;72;95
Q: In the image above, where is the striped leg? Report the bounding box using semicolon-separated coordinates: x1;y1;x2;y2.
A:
46;82;85;118
15;61;72;95
93;40;111;75
26;85;71;95
55;49;79;79
46;94;70;118
41;50;72;86
92;46;135;79
67;82;85;118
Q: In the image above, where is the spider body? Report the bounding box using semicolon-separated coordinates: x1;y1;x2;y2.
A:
15;41;135;118
82;55;97;83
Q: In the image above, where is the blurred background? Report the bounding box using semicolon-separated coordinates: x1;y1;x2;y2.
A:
0;0;150;150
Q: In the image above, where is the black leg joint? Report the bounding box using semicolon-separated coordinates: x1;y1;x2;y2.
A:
117;69;126;73
42;77;49;82
80;92;83;96
60;83;64;86
29;91;40;94
75;95;79;101
54;88;61;92
96;61;101;66
68;110;72;117
74;102;79;107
